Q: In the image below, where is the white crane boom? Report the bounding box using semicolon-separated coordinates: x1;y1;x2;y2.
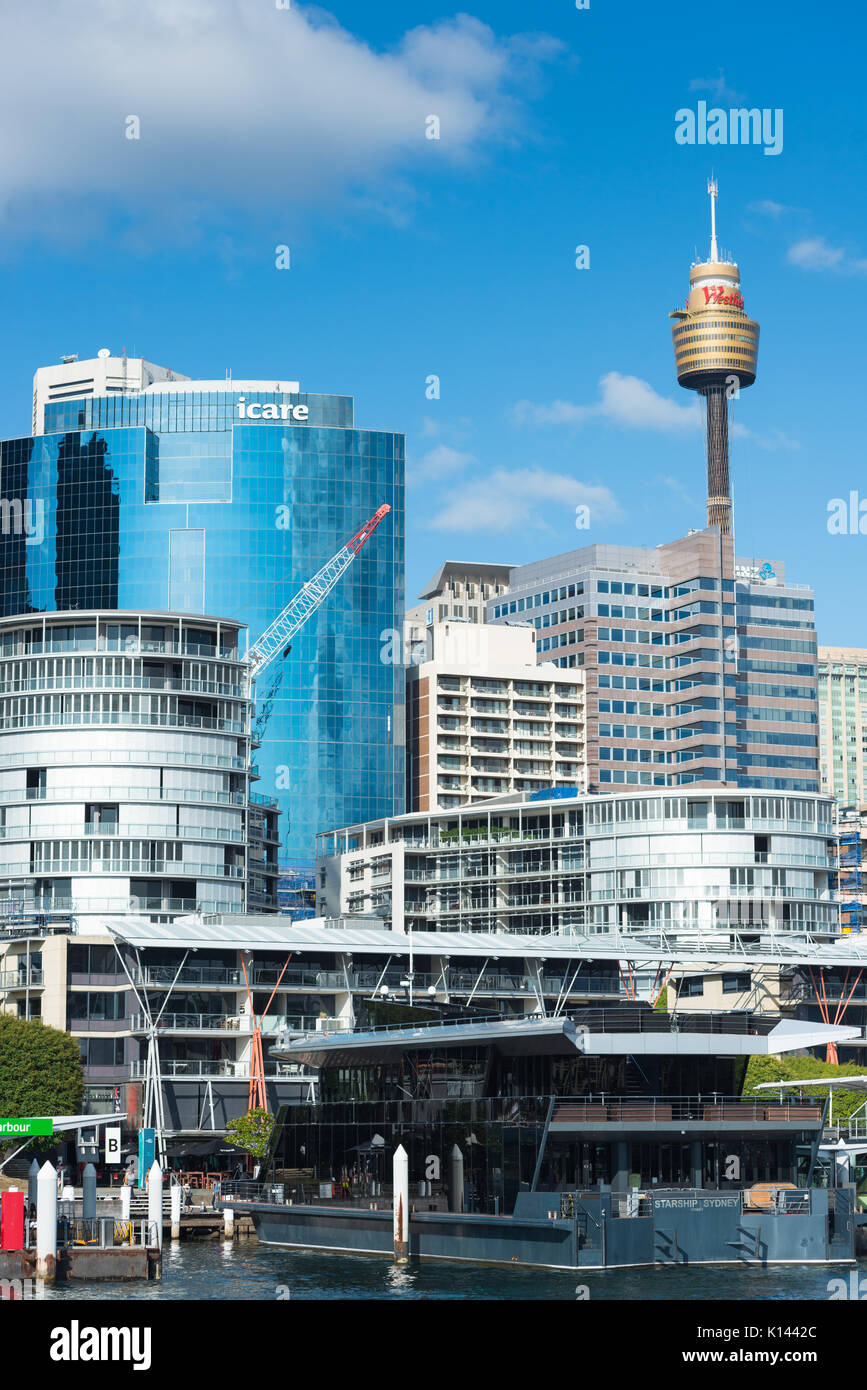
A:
246;504;391;681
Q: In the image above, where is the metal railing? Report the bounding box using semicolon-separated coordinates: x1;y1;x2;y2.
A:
128;1058;302;1079
551;1096;823;1124
130;1012;245;1032
740;1188;811;1215
3;637;237;660
569;1007;778;1036
824;1117;867;1142
47;1216;160;1249
782;984;867;1004
0;968;44;989
23;859;245;878
0;786;248;806
0;675;243;697
280;1008;779;1044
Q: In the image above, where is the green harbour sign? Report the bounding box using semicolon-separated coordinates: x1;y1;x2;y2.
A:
0;1118;53;1137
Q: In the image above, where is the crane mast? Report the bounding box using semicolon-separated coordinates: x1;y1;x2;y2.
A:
246;503;391;681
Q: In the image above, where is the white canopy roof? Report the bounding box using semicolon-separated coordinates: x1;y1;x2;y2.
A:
754;1077;867;1093
95;914;867;969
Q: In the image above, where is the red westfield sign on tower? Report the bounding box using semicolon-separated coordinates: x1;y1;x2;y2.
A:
701;284;744;309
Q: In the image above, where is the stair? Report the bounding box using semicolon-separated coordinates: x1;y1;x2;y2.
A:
624;1058;647;1097
128;1189;172;1218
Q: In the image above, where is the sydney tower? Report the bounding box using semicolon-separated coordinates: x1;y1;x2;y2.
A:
670;180;760;535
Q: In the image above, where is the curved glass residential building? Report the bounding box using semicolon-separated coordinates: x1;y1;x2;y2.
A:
0;365;405;868
317;787;839;942
0;609;280;923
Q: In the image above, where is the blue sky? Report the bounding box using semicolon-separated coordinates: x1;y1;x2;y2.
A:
0;0;864;641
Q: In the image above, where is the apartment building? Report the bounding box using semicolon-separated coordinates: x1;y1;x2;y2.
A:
0;609;280;924
406;621;586;811
405;561;511;661
817;646;867;807
316;786;838;942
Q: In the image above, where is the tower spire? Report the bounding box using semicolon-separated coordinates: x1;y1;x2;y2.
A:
670;183;760;539
707;175;719;262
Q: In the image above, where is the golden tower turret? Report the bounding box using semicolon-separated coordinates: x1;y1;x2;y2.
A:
670;180;760;535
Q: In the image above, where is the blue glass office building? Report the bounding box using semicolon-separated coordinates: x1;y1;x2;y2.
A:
0;383;405;866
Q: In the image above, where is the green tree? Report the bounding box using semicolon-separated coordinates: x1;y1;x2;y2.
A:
741;1054;866;1120
0;1015;83;1138
224;1107;275;1160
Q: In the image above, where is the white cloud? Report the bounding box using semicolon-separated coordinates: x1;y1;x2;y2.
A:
730;423;800;452
408;443;476;483
687;69;744;103
512;372;700;433
0;3;562;234
787;237;867;274
656;474;697;508
428;467;621;533
748;199;799;219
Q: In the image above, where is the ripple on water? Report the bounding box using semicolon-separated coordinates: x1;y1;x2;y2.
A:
30;1243;867;1301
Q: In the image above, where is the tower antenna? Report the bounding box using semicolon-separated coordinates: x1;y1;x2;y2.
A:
669;181;760;538
708;176;719;263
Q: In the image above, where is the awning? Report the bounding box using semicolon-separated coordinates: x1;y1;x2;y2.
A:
163;1138;245;1158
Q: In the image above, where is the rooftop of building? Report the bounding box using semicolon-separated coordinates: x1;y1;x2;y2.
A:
141;379;303;395
0;608;245;631
6;913;866;968
818;646;867;662
418;560;514;599
271;1010;858;1066
317;781;834;835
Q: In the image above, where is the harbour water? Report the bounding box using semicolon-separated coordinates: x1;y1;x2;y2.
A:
30;1243;867;1301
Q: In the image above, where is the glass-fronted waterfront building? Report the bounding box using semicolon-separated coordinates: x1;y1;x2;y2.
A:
0;370;406;868
316;787;839;941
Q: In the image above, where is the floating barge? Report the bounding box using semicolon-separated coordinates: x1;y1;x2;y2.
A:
241;1185;854;1271
225;1003;861;1271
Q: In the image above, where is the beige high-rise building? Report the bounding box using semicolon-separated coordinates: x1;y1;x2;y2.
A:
405;561;512;663
406;621;586;811
818;646;867;807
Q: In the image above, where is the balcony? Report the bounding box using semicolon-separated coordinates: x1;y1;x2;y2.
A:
24;859;246;878
0;712;246;735
128;1059;300;1079
130;1012;246;1033
132;964;348;990
550;1095;822;1127
0;674;244;698
68;1016;132;1033
0;968;43;990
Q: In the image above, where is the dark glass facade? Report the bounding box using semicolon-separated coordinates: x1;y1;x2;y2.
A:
0;388;405;866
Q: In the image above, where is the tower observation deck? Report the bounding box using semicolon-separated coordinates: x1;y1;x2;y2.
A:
670;180;760;535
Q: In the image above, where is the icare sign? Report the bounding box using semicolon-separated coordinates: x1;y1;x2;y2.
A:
236;397;309;422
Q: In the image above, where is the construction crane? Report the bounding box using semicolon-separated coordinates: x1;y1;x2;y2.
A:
252;662;286;745
246;503;391;681
241;953;293;1113
240;502;391;1113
